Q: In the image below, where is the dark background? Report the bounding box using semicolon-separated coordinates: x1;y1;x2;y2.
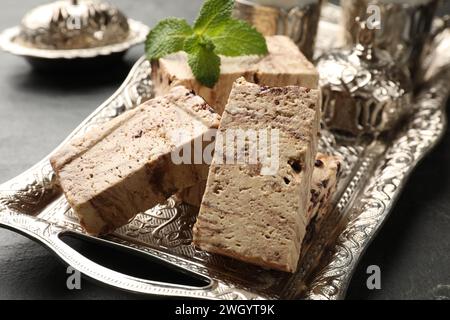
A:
0;0;449;300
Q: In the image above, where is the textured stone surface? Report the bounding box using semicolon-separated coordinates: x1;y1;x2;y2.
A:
0;0;448;299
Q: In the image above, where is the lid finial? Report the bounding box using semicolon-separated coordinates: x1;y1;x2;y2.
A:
355;17;376;48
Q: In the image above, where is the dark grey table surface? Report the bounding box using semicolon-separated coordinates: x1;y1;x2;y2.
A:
0;0;449;300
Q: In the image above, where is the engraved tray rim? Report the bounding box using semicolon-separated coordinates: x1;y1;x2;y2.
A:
1;5;449;300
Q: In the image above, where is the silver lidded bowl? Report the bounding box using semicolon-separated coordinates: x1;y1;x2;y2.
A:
17;0;130;50
0;0;149;68
316;20;413;137
340;0;439;77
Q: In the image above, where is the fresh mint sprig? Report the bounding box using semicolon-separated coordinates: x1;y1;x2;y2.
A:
145;0;268;88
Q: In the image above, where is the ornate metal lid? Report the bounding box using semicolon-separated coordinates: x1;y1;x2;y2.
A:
316;21;413;136
16;0;130;50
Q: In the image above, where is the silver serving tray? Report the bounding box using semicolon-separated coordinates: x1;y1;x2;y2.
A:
1;5;449;300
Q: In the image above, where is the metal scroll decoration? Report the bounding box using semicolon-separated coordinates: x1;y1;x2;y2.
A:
307;75;449;299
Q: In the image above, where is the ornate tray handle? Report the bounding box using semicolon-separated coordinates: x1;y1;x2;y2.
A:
0;206;263;299
48;230;215;298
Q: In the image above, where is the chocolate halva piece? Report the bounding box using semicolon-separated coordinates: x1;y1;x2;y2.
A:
50;86;220;235
152;35;318;115
193;78;321;273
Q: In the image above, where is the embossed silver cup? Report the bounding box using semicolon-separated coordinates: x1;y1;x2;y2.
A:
317;21;413;137
233;0;323;60
341;0;439;75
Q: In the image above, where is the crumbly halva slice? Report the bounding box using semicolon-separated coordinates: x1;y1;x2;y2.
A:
307;154;341;224
177;154;341;214
152;35;318;115
193;78;321;273
175;181;207;208
50;86;220;235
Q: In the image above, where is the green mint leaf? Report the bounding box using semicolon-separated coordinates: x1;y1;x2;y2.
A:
184;34;215;54
185;34;220;88
193;0;234;35
145;0;268;87
188;50;220;88
145;18;193;60
207;19;268;57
